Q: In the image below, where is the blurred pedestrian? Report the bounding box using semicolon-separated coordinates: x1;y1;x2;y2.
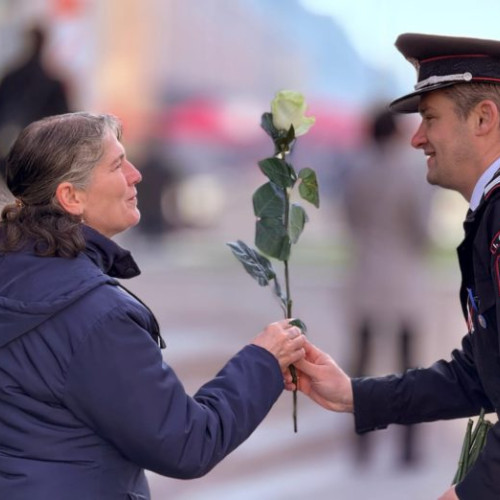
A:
0;112;305;500
0;24;71;179
341;107;433;465
286;32;500;500
134;135;182;238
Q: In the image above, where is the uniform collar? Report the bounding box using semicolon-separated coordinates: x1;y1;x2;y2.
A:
470;157;500;211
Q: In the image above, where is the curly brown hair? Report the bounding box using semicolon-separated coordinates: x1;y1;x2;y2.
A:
0;112;122;257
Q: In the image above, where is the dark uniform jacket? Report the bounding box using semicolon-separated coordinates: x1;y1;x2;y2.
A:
352;174;500;499
0;226;283;499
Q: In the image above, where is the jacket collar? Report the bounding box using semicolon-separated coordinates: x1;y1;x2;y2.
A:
82;225;141;279
81;227;167;349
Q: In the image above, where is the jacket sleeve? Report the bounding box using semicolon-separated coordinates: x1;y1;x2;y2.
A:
62;305;284;479
352;332;494;434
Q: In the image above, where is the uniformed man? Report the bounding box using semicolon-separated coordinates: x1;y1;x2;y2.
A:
286;33;500;500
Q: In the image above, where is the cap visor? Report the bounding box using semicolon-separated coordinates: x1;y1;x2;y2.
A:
389;81;458;113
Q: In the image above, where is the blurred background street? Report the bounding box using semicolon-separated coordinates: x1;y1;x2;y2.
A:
1;0;499;498
118;193;471;499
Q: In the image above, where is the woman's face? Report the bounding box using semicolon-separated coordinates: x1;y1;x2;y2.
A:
79;132;142;237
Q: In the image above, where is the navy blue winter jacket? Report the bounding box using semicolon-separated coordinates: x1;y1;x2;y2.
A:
0;226;284;499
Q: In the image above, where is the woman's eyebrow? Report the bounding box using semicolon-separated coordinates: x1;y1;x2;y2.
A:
111;152;125;165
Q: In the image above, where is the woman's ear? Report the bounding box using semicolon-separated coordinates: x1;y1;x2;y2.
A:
55;182;85;216
475;100;499;136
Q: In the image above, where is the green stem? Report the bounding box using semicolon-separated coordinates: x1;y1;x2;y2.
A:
284;260;292;315
281;173;298;433
453;418;472;484
452;409;492;485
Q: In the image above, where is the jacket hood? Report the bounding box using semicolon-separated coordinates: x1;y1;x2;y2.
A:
0;225;141;348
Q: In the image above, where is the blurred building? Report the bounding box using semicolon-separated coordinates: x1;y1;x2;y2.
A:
0;0;389;144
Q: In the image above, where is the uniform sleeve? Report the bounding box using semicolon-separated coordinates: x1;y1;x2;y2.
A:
352;332;494;434
62;306;284;479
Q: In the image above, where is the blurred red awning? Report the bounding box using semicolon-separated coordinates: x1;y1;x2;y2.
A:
159;96;364;150
51;0;85;17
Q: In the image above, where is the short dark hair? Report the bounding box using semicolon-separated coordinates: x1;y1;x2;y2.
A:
443;82;500;119
0;112;122;257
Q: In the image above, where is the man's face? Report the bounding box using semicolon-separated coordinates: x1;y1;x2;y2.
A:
411;90;477;197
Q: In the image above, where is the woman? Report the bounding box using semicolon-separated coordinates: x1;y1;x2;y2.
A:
0;112;305;499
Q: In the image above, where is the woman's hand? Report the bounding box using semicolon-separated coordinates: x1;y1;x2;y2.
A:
251;319;305;371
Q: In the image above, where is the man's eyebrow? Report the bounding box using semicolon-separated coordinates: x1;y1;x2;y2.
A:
418;105;430;116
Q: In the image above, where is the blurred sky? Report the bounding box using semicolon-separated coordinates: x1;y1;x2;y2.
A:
300;0;500;90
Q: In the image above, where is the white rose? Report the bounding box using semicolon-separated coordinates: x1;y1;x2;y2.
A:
271;90;315;136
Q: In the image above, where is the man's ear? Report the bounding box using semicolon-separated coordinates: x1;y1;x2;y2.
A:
55;182;85;216
475;100;499;136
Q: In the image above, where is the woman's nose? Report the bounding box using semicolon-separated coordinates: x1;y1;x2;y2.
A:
126;161;142;184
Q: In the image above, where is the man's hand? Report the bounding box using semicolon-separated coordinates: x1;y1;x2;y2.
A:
284;338;354;413
438;486;459;500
